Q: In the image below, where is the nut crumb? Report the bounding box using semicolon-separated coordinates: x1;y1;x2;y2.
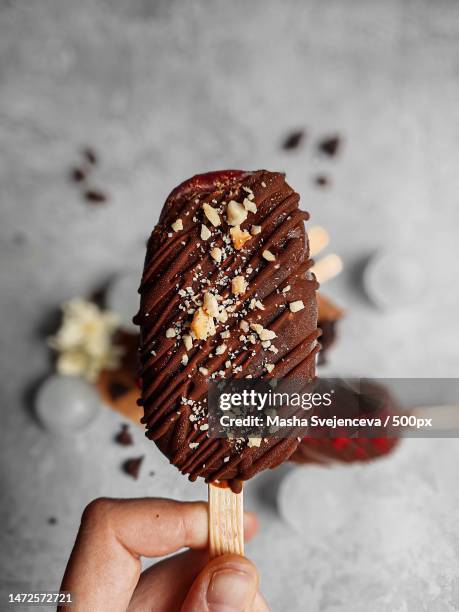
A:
201;224;211;240
262;249;276;261
215;343;227;355
171;219;183;232
243;198;257;213
203;292;220;317
231;275;247;295
227;200;248;226
210;247;222;263
191;307;215;340
230;226;251;250
183;335;193;350
289;300;305;313
203;203;221;227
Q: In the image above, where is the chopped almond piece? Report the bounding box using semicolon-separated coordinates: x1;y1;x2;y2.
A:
266;363;275;373
250;323;264;335
171;219;183;232
215;343;227;355
203;292;220;317
251;225;261;235
259;329;277;341
203;203;221;227
289;300;305;313
191;307;215;340
210;247;222;263
200;224;211;240
262;249;276;261
248;437;262;448
231;275;247;295
243;198;257;213
166;328;176;338
183;334;193;351
240;320;249;333
215;308;228;323
230;226;251;250
227;200;248;226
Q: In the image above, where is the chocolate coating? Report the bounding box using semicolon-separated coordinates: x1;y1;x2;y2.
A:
135;170;319;491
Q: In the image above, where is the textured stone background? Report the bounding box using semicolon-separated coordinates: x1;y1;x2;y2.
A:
1;1;459;610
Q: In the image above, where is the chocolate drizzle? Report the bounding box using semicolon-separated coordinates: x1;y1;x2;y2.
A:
135;170;318;492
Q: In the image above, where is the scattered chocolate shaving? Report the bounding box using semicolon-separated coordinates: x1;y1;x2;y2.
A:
83;147;98;165
115;424;133;446
314;174;330;187
71;167;86;182
122;456;144;479
109;381;130;401
282;130;305;150
84;189;107;204
318;135;341;157
47;517;57;525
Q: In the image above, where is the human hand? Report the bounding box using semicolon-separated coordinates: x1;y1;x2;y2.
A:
60;497;269;611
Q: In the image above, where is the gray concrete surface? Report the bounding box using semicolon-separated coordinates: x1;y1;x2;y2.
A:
1;1;459;610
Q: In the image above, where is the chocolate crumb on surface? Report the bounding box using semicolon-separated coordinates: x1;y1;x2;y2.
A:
282;129;305;150
84;189;107;204
115;423;134;446
314;174;330;187
47;517;57;525
82;147;98;165
71;167;86;182
122;456;144;479
318;135;341;157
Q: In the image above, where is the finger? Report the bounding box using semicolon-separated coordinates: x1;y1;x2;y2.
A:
61;498;208;612
128;514;259;612
181;554;259;612
253;591;270;612
128;550;208;612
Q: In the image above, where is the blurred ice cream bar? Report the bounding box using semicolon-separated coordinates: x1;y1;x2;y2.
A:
317;293;344;365
290;380;400;465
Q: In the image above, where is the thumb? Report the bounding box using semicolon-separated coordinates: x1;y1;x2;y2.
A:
181;553;259;612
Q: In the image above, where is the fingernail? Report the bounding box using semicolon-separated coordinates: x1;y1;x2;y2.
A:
207;568;253;611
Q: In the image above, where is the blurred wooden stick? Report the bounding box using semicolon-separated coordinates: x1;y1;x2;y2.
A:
309;225;330;257
311;253;343;284
208;483;244;558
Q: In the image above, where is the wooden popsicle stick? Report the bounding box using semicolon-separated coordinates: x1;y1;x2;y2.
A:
208;483;244;558
309;225;330;258
311;253;343;284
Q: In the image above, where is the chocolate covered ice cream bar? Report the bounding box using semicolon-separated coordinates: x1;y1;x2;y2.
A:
134;170;319;492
